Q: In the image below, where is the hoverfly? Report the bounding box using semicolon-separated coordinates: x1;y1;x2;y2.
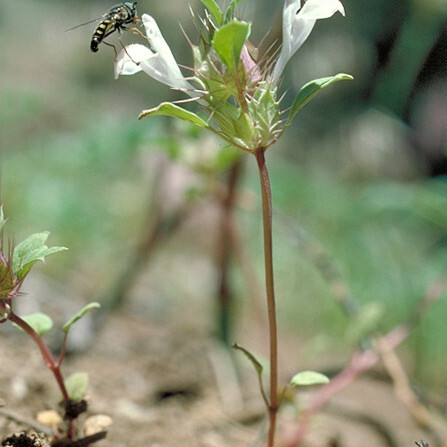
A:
67;2;138;53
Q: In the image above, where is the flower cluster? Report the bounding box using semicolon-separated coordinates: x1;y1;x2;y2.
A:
114;0;350;153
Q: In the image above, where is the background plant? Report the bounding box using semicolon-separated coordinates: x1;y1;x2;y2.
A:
0;207;103;446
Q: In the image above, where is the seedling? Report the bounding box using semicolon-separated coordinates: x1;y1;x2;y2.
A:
0;206;103;446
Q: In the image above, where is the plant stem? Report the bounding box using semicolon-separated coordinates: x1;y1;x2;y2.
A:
7;311;70;401
254;149;278;447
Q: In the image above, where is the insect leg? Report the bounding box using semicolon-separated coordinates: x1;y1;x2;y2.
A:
101;40;119;57
117;36;138;63
128;26;146;39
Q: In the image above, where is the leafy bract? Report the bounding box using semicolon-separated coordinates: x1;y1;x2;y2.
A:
200;0;223;26
63;302;101;334
290;370;330;387
212;20;251;70
12;232;67;281
65;372;89;401
19;313;54;336
0;263;15;298
0;206;6;233
139;102;210;129
287;73;353;126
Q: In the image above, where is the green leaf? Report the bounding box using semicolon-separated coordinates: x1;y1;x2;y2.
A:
62;302;101;334
12;232;67;281
212;20;251;70
287;73;353;126
19;313;54;336
233;343;263;375
290;371;330;387
139;102;210;129
200;0;223;26
65;372;89;401
224;0;245;22
233;343;269;407
0;263;15;298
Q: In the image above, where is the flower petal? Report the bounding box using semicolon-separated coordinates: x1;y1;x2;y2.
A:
141;14;179;71
272;0;345;81
114;44;154;79
115;14;197;95
138;53;192;91
299;0;345;19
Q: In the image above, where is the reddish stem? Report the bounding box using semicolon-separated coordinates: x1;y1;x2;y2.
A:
7;311;70;402
255;149;278;447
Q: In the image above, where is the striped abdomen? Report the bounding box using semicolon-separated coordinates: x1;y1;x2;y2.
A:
90;19;116;52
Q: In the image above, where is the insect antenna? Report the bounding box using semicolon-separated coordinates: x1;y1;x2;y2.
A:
65;17;101;33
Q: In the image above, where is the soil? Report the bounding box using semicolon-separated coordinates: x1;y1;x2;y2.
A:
0;304;443;447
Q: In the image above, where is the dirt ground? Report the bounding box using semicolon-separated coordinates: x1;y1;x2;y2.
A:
1;303;444;447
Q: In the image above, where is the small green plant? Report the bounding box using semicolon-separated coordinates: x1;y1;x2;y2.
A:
0;206;104;446
112;0;351;445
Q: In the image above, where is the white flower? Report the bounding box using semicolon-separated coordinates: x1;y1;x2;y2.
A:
272;0;345;81
114;14;196;95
